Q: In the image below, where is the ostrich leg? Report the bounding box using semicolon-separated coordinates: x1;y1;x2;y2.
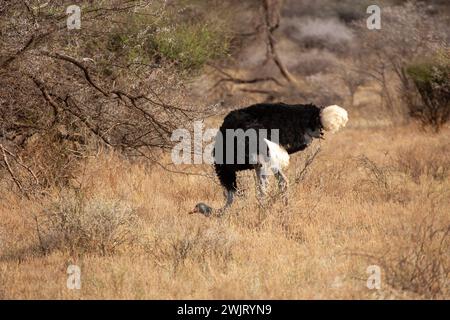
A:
215;189;235;215
224;189;235;208
273;168;288;205
255;166;270;204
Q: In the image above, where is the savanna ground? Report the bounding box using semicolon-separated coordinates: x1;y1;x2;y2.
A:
1;118;449;299
0;0;449;299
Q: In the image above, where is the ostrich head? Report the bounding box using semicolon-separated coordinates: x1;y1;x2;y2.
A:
320;105;348;133
189;202;213;216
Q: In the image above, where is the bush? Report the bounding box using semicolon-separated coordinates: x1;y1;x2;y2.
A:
105;2;232;72
354;2;448;121
152;22;230;71
0;1;210;191
38;191;142;255
303;74;345;107
330;0;373;23
283;18;354;54
406;51;450;131
291;51;336;76
381;214;449;299
394;145;450;183
150;223;237;273
283;0;372;23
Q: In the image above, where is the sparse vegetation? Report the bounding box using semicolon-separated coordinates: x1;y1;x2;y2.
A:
0;125;448;299
0;0;449;300
38;191;142;255
406;51;450;131
285;18;354;54
380;212;449;299
354;2;448;122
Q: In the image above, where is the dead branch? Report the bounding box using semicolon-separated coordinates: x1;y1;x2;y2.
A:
30;76;59;126
208;63;282;90
262;0;298;86
0;35;35;69
1;144;28;198
41;51;109;96
294;145;321;183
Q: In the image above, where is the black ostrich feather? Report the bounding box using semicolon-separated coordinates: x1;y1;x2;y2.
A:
213;102;323;192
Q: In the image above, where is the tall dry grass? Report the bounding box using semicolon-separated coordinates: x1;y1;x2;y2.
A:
0;122;448;299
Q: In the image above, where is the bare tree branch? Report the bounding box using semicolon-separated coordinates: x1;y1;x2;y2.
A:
262;0;298;86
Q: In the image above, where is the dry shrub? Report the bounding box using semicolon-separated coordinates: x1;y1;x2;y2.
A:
283;0;372;23
258;204;308;245
338;64;368;107
356;155;410;203
283;17;354;54
354;2;448;121
380;210;449;299
38;191;142;255
20;129;88;188
356;144;449;201
150;222;238;273
394;145;450;184
291;51;337;76
303;74;345;107
330;0;374;23
1;1;218;194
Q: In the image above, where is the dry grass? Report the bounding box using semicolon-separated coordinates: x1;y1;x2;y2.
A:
36;191;142;256
0;122;449;299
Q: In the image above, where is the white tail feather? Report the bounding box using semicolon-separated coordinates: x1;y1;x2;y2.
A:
264;138;290;169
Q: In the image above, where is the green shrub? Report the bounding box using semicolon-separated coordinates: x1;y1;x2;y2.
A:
152;23;230;71
406;50;450;131
104;2;231;73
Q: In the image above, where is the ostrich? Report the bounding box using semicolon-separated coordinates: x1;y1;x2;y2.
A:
189;103;348;216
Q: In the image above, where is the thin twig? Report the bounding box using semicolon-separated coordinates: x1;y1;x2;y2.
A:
0;144;29;198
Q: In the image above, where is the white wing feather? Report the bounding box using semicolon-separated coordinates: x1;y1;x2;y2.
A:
264;138;290;169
